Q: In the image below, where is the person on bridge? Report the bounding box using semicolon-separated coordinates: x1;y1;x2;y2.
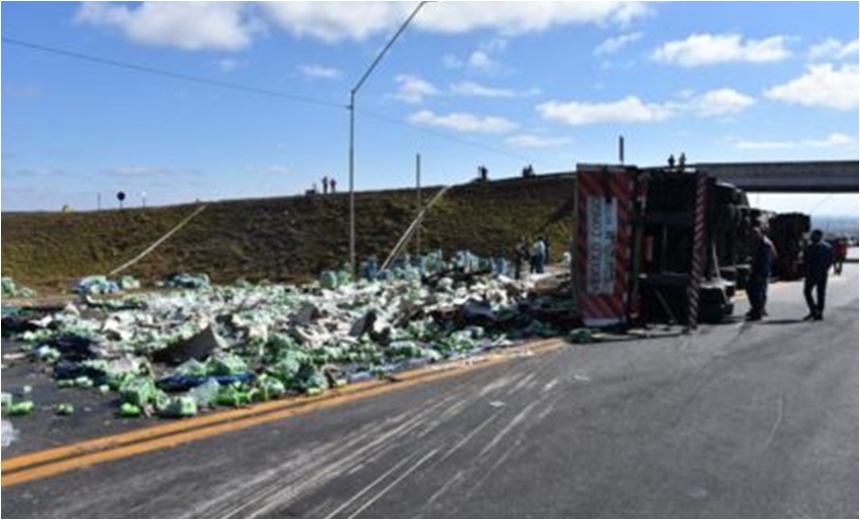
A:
803;230;834;321
833;238;847;275
746;227;778;321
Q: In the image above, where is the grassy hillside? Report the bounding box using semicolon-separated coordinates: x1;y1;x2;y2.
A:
1;175;575;293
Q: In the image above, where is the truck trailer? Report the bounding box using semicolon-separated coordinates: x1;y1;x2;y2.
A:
572;164;748;329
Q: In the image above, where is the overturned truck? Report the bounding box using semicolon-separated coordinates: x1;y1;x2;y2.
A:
572;164;760;328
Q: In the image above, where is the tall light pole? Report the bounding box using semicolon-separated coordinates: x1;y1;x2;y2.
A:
349;1;429;274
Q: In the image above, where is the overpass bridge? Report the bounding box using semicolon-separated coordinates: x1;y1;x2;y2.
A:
691;160;858;193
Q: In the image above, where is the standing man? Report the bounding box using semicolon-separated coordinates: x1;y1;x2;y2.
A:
542;236;551;266
330;178;337;193
533;237;547;274
746;227;777;321
322;176;329;195
515;237;530;280
803;229;834;321
833;238;847;275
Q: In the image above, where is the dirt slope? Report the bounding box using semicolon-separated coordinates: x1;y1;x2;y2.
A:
1;175;575;293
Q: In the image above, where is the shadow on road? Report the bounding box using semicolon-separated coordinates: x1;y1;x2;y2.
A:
753;318;807;326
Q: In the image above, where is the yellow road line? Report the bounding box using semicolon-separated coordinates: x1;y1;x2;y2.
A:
1;379;385;473
2;339;566;488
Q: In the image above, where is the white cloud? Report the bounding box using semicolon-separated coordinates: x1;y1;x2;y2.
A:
538;89;754;126
263;2;648;43
651;33;791;67
537;96;673;126
261;2;411;43
416;2;648;35
107;166;169;176
594;32;643;55
480;38;509;54
765;64;858;110
734;133;857;151
688;88;755;116
445;46;505;73
217;58;240;73
450;81;514;98
442;54;464;69
14;167;63;176
75;2;258;51
299;64;342;80
393;75;440;104
468;50;498;71
808;38;859;62
449;81;540;98
76;2;650;50
408;110;517;134
505;134;573;149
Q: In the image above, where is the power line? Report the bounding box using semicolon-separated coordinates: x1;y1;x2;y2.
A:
808;194;835;215
357;108;562;171
2;35;559;170
1;36;345;110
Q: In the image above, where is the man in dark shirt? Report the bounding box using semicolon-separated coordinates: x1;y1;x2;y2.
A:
514;237;528;280
803;229;834;321
746;227;777;321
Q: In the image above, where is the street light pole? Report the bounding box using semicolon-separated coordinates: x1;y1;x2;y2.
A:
349;89;356;275
348;1;429;275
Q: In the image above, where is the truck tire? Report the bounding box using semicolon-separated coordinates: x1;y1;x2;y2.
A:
699;302;727;324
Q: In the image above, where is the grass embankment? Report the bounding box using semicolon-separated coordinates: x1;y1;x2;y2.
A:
1;175;575;294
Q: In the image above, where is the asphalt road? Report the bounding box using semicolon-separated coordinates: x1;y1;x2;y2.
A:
3;264;857;519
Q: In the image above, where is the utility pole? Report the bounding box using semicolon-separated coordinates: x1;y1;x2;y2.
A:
348;1;430;275
416;153;422;257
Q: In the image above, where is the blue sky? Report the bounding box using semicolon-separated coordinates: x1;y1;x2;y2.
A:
2;1;858;216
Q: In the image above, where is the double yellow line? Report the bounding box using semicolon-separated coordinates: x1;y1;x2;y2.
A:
2;339;565;488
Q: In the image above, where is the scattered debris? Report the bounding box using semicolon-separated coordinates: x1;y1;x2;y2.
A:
120;403;143;418
159;396;197;418
1;393;13;414
571;373;590;383
120;377;157;409
3;251;579;421
119;276;142;291
2;306;22;318
75;275;143;296
569;329;594;344
1;420;19;448
188;378;221;408
8;401;35;416
161;272;210;290
2;277;36;299
55;403;75;416
75;276;119;296
152;325;227;366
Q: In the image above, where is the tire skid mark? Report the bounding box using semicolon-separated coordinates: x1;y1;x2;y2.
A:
345;448;441;519
188;392;463;518
204;364;511;518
